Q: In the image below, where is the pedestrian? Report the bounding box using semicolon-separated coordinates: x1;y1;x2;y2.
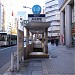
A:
51;39;52;44
55;39;59;46
51;38;54;45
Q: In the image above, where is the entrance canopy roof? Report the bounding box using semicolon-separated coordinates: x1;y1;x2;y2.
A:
24;22;50;34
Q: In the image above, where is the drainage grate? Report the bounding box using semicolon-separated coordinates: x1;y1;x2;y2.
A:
51;56;57;58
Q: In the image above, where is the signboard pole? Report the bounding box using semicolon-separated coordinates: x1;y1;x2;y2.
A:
17;19;24;71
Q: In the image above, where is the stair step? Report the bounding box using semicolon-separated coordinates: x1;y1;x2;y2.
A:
33;48;43;52
28;52;49;58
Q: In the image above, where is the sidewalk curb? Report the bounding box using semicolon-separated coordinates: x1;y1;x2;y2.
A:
0;61;10;74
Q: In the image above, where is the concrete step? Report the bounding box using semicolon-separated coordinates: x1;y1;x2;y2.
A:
28;52;49;58
33;48;43;52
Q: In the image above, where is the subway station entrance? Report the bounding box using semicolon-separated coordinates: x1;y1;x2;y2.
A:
24;22;50;58
16;14;50;70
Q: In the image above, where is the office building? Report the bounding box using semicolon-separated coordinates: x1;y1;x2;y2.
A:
45;0;60;39
0;0;17;34
59;0;75;46
0;0;5;32
17;11;26;36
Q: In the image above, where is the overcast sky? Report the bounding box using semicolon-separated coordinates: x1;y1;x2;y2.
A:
7;0;46;14
4;0;46;19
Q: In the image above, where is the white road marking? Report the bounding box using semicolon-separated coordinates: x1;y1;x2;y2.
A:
0;46;15;51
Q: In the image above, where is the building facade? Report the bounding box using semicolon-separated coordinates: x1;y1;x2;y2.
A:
0;0;5;32
4;1;17;34
59;0;75;46
17;11;26;36
0;0;17;34
45;0;60;39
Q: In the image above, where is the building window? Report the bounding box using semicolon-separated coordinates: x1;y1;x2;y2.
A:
46;15;56;19
45;0;55;4
46;4;58;9
46;9;59;14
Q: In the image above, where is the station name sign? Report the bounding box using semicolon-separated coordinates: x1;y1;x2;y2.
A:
28;14;46;22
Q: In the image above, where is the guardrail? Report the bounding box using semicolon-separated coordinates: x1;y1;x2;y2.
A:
10;43;33;71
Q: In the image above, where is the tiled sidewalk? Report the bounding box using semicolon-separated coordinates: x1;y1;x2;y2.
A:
3;43;75;75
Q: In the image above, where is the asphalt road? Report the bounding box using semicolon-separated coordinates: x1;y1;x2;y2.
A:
0;46;17;68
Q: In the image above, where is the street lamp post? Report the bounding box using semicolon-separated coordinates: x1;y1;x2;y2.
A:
23;6;32;9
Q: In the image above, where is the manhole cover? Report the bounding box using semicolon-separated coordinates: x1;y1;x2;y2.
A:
51;56;57;58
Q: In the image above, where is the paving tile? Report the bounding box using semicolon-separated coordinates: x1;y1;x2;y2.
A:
42;69;48;74
49;74;69;75
3;72;16;75
33;66;42;71
43;73;49;75
28;63;34;66
68;74;75;75
42;66;47;69
32;71;42;75
16;74;22;75
33;63;42;67
48;74;62;75
26;66;34;71
23;71;32;75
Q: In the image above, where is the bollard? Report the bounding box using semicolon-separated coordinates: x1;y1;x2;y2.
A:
11;53;14;71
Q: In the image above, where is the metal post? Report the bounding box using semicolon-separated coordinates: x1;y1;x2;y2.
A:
17;22;19;71
11;53;14;71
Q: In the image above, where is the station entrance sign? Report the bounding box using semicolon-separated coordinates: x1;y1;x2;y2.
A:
32;5;41;14
28;14;46;22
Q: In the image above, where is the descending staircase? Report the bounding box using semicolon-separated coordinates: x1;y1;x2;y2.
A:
28;40;49;58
